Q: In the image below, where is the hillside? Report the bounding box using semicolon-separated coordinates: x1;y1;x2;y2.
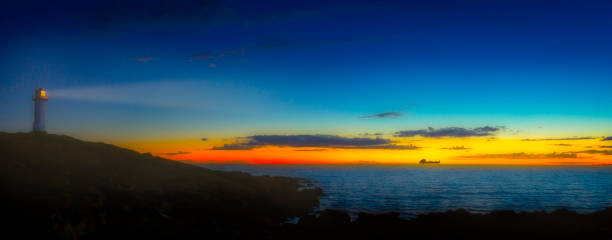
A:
0;132;322;239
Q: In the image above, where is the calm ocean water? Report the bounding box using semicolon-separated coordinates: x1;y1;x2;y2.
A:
199;164;612;218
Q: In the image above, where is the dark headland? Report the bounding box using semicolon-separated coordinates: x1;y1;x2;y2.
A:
0;132;321;239
1;132;611;239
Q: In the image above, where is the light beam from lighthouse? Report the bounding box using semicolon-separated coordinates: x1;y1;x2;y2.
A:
33;88;48;132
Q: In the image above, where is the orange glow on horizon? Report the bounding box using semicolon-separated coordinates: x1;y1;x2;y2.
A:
117;137;612;166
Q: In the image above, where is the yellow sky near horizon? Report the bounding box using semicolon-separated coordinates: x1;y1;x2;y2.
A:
118;137;612;165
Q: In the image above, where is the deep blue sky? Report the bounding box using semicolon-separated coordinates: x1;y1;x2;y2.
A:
1;0;611;141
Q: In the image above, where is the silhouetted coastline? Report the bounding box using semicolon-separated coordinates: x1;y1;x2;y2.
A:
1;132;611;239
0;132;321;239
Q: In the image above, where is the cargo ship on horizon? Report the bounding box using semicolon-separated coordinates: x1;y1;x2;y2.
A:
419;159;440;164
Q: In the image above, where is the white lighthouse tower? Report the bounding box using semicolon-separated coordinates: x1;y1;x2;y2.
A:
32;88;48;132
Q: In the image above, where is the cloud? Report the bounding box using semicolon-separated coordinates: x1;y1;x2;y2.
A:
574;150;612;155
521;137;594;141
293;149;327;152
208;63;217;68
212;134;419;150
552;143;573;146
190;53;216;60
395;126;503;138
197;160;252;164
359;133;384;136
599;146;612;148
212;143;254;150
441;146;471;150
136;56;152;62
339;144;419;150
162;151;190;156
602;136;612;141
360;112;403;119
547;161;599;165
190;48;246;61
456;152;578;159
200;138;208;141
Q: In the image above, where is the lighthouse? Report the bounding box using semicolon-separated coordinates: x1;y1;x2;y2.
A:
32;88;48;132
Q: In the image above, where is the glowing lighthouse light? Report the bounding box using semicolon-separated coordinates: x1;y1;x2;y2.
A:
33;88;49;132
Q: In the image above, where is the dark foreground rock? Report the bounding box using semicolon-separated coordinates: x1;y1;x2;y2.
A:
280;208;612;240
0;132;322;239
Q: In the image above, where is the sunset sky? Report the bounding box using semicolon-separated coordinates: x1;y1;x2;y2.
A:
1;0;611;164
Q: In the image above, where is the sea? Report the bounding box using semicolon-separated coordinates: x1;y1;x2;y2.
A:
199;164;612;218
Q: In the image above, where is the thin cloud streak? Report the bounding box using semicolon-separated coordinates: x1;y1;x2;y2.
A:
456;152;579;159
190;48;245;61
163;151;190;156
441;146;471;150
136;56;152;62
360;112;403;119
521;137;594;141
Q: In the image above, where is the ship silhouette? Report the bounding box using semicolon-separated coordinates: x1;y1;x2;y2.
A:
419;158;440;164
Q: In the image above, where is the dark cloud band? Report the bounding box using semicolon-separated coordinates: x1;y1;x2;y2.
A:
395;126;503;138
212;134;419;150
574;150;612;155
